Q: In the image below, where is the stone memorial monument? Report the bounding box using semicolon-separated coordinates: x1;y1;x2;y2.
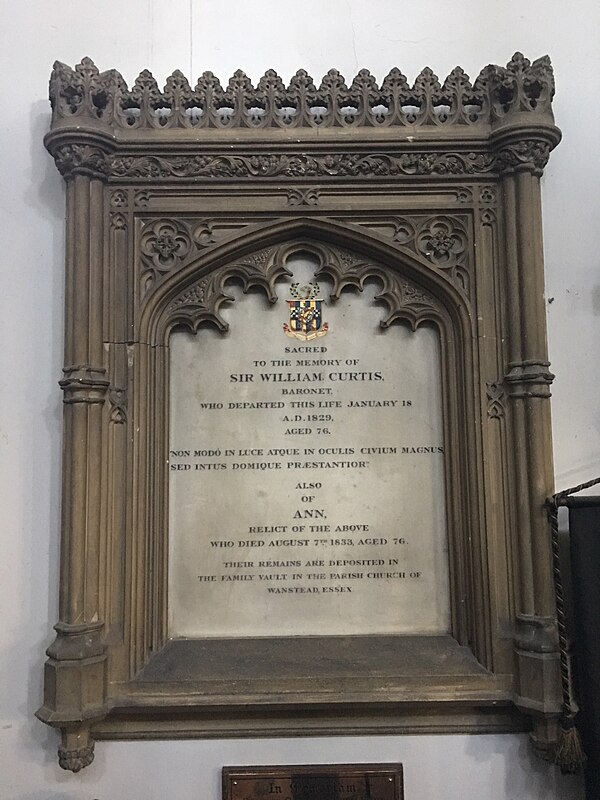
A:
37;52;562;772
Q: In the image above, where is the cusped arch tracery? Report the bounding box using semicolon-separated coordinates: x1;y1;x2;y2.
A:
148;225;478;656
162;241;447;339
139;217;473;346
41;51;564;767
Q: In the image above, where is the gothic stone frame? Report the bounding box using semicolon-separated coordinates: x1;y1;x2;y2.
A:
38;54;562;772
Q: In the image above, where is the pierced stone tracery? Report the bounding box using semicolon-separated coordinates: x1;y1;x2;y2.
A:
40;49;563;772
49;53;554;131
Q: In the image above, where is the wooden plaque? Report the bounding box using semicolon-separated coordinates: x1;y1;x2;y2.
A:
37;52;563;772
223;764;404;800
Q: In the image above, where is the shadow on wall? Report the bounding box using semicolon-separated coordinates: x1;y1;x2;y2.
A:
463;732;584;798
591;286;600;317
24;99;64;766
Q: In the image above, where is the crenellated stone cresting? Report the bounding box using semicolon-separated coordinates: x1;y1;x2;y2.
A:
48;52;555;132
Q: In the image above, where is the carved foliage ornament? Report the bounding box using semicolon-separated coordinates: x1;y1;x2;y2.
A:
49;53;554;130
50;142;553;182
47;54;559;182
111;151;499;180
39;51;564;775
54;144;110;180
105;143;552;180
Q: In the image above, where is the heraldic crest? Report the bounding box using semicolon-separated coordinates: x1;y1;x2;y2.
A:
283;282;329;341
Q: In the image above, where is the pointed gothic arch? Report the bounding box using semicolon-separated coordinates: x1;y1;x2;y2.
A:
131;222;482;659
140;216;472;342
39;54;562;770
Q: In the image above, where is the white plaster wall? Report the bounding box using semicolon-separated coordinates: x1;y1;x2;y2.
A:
1;0;598;797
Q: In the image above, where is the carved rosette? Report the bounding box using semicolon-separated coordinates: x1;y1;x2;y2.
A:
140;217;218;294
141;218;192;272
416;217;469;294
479;186;496;205
355;214;471;297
